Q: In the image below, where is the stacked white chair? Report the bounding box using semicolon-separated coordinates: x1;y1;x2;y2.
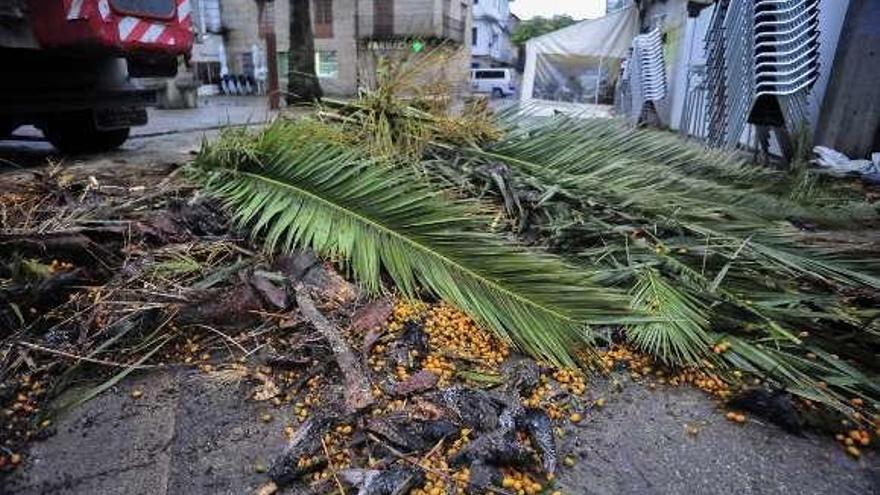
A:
617;28;668;124
701;0;820;147
634;29;668;103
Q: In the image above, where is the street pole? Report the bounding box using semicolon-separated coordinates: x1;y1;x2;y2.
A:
266;30;280;109
257;0;281;109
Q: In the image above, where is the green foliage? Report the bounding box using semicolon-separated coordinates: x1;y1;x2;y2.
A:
430;114;880;411
628;269;713;367
317;44;502;161
190;90;880;414
510;15;579;45
481;116;880;289
189;122;631;367
720;336;880;416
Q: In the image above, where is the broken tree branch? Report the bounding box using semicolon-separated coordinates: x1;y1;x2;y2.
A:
17;341;159;369
294;283;374;414
320;436;347;495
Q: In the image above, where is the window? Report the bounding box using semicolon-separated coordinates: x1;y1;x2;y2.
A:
472;27;477;46
315;50;338;78
314;0;333;38
475;70;506;79
240;52;255;77
195;62;221;85
277;52;289;80
373;0;394;37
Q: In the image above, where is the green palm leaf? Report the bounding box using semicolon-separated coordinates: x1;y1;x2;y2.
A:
469;117;880;289
189;122;630;367
720;336;880;414
430;113;880;408
628;268;714;366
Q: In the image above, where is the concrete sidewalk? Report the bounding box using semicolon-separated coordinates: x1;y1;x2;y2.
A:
4;369;292;495
132;96;277;137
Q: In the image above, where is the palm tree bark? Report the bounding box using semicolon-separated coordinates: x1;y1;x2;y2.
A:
288;0;323;103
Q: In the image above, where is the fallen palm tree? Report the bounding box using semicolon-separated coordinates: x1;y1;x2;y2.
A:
188;51;880;421
191;115;880;418
189;122;631;368
432;114;880;414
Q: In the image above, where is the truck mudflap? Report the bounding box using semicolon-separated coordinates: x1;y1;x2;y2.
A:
27;0;192;56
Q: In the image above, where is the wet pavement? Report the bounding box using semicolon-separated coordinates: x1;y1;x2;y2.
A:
0;96;276;172
4;368;878;495
556;375;880;495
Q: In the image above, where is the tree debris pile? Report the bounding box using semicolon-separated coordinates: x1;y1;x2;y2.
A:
0;148;875;490
191;111;880;422
0;162;302;472
261;296;590;495
184;57;880;471
0;160;602;492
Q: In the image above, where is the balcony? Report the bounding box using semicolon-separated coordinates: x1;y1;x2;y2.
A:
358;13;466;44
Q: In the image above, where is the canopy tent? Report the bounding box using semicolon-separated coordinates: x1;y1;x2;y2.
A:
521;7;640;106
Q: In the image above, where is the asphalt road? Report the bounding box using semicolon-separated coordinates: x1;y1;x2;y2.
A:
0;96;276;172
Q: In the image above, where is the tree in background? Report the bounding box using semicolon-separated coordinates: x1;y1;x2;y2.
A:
288;0;323;102
606;0;628;14
510;15;578;45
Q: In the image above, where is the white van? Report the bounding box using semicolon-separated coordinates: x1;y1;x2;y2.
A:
470;68;517;98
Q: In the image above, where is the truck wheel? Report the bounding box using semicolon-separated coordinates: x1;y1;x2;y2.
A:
45;114;130;153
492;88;504;98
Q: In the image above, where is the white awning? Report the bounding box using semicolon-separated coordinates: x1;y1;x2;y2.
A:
521;6;640;105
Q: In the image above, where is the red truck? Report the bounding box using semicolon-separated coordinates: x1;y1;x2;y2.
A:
0;0;193;152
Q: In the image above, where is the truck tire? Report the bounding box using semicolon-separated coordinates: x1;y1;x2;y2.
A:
44;113;130;154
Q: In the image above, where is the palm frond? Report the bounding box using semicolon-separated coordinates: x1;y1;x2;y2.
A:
628;268;714;366
189;122;631;366
720;336;880;414
466;117;880;289
427;114;880;411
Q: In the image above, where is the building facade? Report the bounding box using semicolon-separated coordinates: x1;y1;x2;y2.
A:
189;0;232;91
190;0;472;96
470;0;514;68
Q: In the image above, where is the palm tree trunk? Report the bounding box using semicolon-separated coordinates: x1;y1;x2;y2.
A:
288;0;323;103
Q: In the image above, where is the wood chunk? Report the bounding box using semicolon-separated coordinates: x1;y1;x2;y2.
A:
295;285;374;414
